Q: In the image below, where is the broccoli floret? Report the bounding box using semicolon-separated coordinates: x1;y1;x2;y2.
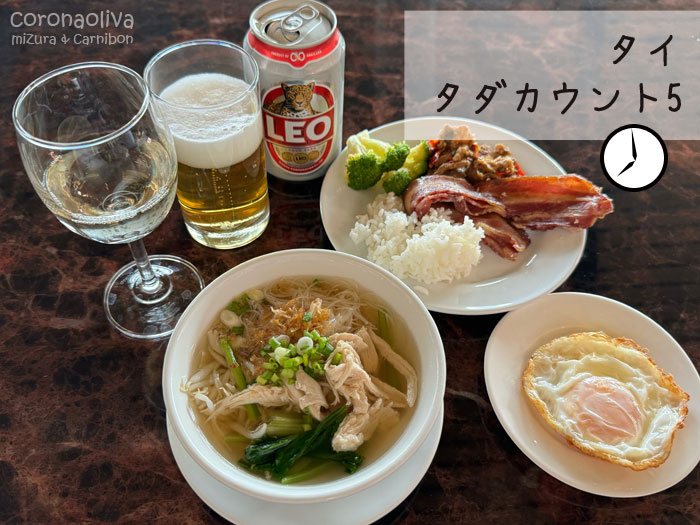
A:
345;134;384;190
346;155;384;190
403;141;430;178
382;167;413;196
383;142;411;171
356;130;391;158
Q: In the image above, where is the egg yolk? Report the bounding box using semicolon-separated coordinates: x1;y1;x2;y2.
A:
564;376;644;445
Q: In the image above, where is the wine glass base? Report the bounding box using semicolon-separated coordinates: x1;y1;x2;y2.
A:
103;255;205;340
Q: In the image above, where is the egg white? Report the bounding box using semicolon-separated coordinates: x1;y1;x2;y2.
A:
522;332;689;470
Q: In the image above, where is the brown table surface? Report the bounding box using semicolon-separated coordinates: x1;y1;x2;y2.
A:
1;0;699;523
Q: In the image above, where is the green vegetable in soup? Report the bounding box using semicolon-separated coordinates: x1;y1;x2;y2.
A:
242;405;357;482
221;339;260;421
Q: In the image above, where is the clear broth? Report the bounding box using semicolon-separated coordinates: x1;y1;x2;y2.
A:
187;276;420;484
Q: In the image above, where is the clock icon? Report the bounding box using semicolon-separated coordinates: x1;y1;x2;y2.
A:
600;124;668;191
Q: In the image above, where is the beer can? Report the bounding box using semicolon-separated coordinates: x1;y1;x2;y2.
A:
244;0;345;181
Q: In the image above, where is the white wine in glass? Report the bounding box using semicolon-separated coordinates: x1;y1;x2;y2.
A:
13;62;205;339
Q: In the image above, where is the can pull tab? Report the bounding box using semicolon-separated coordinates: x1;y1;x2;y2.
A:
280;4;321;43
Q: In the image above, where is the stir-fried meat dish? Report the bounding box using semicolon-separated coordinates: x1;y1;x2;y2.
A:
428;125;520;183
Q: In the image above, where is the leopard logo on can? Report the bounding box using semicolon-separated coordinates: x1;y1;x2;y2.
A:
262;81;335;175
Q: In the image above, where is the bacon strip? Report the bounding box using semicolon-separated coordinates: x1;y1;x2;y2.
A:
475;175;614;231
471;214;531;261
403;175;506;219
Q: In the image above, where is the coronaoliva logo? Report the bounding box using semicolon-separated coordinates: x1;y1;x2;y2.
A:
10;11;134;29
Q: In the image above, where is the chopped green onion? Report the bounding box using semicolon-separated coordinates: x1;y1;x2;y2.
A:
312;278;321;287
263;362;277;370
270;373;280;384
297;336;313;351
247;289;265;302
262;370;273;380
320;343;333;357
227;294;250;316
274;347;290;363
310;329;321;341
280;368;295;380
302;311;313;323
331;352;343;365
231;325;244;335
256;376;268;385
269;337;281;349
302;353;309;367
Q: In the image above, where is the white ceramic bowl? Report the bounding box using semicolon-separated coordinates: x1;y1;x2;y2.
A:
163;249;446;504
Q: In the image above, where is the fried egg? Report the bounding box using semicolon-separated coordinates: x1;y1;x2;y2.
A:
522;332;689;470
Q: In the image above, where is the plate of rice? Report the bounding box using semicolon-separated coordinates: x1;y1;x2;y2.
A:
319;117;587;315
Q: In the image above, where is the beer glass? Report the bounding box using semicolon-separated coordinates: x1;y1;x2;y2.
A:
12;62;205;339
144;40;270;249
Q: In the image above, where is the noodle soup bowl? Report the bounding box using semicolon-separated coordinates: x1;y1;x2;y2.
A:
164;248;446;503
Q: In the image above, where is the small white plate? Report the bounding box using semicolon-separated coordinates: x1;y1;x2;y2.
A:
320;117;586;315
166;405;443;525
484;292;700;497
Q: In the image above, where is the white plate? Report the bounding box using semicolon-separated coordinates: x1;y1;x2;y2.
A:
320;117;586;315
484;292;700;497
166;405;443;524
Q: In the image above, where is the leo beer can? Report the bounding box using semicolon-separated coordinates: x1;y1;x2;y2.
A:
244;0;345;181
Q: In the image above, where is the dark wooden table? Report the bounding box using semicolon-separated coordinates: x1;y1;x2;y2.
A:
1;1;698;523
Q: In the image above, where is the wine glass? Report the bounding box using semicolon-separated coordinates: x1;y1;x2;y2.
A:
12;62;205;339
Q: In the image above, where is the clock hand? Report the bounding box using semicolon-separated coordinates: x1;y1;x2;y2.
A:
617;159;635;176
617;129;637;176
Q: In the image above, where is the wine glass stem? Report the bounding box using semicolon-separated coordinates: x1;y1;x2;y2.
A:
128;239;163;295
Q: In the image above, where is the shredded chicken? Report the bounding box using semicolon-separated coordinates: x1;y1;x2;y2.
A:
285;369;328;420
207;385;291;421
332;398;399;452
369;331;417;407
329;328;379;374
324;340;378;413
368;374;408;408
324;333;414;452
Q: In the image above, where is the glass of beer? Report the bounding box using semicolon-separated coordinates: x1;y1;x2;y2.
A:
12;62;205;339
144;40;269;249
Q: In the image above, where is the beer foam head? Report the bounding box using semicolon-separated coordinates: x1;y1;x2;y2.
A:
160;73;263;169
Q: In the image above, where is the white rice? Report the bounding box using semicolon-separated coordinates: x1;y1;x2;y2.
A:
349;193;484;284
